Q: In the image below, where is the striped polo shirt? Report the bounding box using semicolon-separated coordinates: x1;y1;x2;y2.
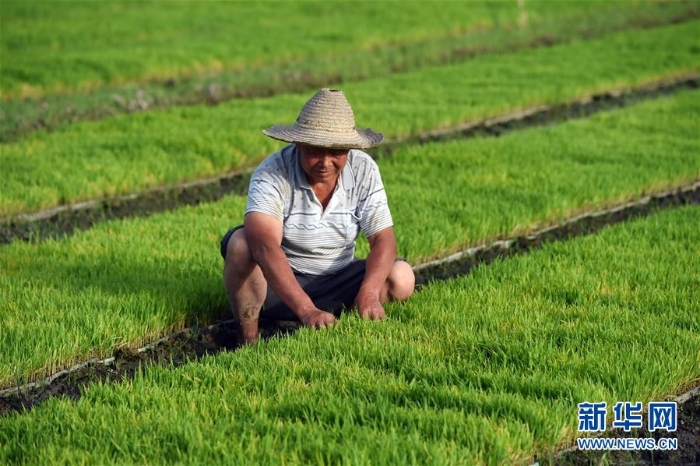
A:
245;144;393;276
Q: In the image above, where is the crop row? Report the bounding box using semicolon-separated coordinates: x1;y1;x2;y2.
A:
1;89;697;390
0;0;572;97
1;20;698;218
3;75;695;247
3;182;696;411
2;204;698;464
3;2;695;143
1;0;689;99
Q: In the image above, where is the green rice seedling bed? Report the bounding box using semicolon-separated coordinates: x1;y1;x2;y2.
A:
3;75;694;246
0;0;687;100
380;90;700;262
1;205;698;464
2;1;695;142
2;183;696;418
1;20;699;217
1;88;697;390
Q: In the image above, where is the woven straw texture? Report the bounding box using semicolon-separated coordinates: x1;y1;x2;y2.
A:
263;88;383;149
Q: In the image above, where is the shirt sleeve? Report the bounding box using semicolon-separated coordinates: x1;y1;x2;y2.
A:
356;155;393;238
245;155;288;222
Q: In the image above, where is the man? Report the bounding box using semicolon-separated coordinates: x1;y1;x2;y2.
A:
221;88;415;345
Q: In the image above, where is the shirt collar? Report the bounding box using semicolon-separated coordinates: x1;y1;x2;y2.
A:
291;145;311;191
341;150;356;191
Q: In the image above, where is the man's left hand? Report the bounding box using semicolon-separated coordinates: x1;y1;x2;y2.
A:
354;292;386;320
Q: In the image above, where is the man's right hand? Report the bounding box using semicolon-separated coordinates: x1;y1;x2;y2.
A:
299;308;337;329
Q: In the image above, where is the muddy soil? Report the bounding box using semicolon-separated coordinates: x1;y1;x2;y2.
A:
1;75;697;246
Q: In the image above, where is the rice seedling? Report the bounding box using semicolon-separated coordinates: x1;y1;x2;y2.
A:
376;88;700;261
1;88;697;389
2;0;694;142
1;1;689;99
1;205;697;464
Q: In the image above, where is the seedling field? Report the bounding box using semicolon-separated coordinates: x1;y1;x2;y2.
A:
1;0;696;141
2;205;699;464
1;1;699;464
2;20;698;217
2;88;698;390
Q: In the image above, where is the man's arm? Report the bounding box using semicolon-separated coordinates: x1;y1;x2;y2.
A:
354;226;397;320
244;212;336;327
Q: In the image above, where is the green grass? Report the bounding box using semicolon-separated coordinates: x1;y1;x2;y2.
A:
2;1;695;142
1;88;697;390
1;20;699;217
0;0;688;99
1;204;698;464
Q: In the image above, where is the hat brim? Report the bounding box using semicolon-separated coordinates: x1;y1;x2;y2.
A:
263;125;383;149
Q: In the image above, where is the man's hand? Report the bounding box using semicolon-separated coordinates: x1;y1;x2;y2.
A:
354;227;395;320
354;291;386;320
299;308;337;328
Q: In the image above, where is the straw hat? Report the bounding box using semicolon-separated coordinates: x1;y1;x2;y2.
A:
262;88;383;149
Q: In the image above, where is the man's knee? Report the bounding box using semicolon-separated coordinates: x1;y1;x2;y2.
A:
225;228;253;268
388;261;415;301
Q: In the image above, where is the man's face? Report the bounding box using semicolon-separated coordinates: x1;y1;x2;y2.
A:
297;144;349;185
